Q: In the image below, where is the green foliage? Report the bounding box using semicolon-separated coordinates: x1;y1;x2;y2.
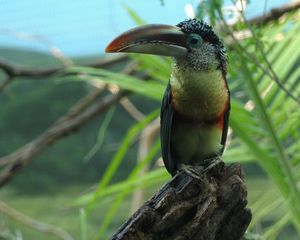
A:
222;12;300;237
83;106;116;162
87;109;159;211
96;140;161;238
64;67;165;101
80;208;88;240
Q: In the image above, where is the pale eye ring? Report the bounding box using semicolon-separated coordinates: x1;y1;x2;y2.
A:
187;34;203;48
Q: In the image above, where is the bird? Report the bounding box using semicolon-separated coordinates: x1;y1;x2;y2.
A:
106;19;230;177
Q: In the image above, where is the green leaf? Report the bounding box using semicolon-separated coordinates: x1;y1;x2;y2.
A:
96;140;164;239
124;4;146;26
63;67;165;101
73;168;168;206
79;208;88;240
83;106;116;162
87;110;159;213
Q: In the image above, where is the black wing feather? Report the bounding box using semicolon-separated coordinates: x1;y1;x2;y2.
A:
220;101;230;153
160;83;176;175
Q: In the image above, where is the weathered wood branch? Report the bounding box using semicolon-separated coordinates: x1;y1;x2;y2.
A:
0;61;140;187
248;0;300;26
0;90;128;187
0;55;128;91
112;162;251;240
0;55;127;78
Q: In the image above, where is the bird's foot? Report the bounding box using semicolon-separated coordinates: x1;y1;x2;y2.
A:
203;156;223;172
179;157;223;179
179;165;203;180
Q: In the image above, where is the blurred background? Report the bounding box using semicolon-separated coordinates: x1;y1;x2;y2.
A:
1;0;300;239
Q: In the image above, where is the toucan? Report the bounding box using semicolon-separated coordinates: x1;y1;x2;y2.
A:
106;19;230;177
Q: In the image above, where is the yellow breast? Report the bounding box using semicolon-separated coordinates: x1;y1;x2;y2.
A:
170;68;229;121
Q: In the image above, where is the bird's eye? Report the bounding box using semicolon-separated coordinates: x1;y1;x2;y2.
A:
187;34;203;48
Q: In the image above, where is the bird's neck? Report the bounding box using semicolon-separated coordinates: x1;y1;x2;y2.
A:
170;66;229;122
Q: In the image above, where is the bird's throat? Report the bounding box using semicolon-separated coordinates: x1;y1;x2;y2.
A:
170;67;229;122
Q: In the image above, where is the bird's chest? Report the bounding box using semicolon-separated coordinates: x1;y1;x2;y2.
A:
171;120;223;163
170;69;228;121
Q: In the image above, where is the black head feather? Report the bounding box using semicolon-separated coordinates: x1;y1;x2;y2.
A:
177;19;227;73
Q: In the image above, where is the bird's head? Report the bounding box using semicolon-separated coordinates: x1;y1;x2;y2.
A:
106;19;227;74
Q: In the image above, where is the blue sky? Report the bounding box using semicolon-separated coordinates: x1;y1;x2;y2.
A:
0;0;289;57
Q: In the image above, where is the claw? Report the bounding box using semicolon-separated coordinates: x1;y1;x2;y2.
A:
178;157;223;179
180;165;203;179
203;157;222;172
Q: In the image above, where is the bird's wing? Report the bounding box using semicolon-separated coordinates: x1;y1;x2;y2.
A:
220;101;230;152
160;83;175;175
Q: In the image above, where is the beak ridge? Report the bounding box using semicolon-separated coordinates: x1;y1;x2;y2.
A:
105;24;187;57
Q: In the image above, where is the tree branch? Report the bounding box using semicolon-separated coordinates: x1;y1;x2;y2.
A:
0;76;13;92
0;59;139;187
0;55;127;78
248;0;300;26
0;90;128;187
0;55;128;92
0;59;61;78
112;162;251;240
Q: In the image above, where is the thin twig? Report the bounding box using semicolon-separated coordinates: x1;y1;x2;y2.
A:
262;0;269;18
120;97;145;121
0;201;74;240
63;88;106;120
108;60;146;121
0;76;13;91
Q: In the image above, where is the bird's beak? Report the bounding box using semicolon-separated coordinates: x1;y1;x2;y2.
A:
105;24;187;58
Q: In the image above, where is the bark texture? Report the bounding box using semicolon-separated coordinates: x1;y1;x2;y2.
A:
112;162;251;240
